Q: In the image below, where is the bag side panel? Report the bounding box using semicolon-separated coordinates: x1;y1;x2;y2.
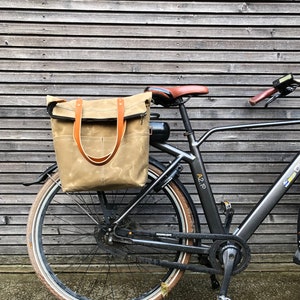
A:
51;101;150;191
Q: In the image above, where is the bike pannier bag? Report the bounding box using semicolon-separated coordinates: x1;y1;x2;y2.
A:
47;92;151;192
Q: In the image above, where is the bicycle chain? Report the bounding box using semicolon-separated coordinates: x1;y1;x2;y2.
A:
94;225;251;275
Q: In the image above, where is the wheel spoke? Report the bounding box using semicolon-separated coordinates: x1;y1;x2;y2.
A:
27;163;193;299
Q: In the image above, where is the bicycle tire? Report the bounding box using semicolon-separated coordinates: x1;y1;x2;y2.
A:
27;161;194;300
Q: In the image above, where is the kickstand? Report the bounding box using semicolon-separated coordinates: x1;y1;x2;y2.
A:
210;274;220;290
198;255;220;290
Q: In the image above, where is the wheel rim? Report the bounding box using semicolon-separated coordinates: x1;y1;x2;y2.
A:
28;167;193;300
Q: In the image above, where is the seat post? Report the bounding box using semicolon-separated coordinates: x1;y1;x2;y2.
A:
178;101;194;136
178;101;200;154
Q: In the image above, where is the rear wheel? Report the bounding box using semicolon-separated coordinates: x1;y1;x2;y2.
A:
27;162;194;299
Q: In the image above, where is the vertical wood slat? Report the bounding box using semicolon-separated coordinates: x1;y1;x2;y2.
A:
0;1;300;269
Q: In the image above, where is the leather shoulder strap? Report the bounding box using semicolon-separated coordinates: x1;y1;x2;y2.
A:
73;98;126;165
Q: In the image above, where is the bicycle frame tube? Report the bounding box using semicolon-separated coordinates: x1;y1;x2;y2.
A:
152;141;225;234
153;103;227;234
197;119;300;147
235;152;300;241
194;117;300;241
111;154;186;226
116;101;300;242
160;102;300;239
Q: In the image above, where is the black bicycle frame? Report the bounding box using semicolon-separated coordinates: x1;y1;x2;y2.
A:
112;101;300;247
153;102;300;242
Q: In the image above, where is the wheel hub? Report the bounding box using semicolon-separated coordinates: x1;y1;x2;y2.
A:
94;225;114;245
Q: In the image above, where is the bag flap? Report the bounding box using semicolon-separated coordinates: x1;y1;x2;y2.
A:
47;92;151;121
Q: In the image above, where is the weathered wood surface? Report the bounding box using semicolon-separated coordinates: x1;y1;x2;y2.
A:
0;1;300;271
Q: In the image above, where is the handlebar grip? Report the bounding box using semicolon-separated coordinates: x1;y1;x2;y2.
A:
249;87;277;106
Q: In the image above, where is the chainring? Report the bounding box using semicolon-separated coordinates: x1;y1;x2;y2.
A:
208;239;251;275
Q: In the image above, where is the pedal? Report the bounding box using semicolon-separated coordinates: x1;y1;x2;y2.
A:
221;201;234;233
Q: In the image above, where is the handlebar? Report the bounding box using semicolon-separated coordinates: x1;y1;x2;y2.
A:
249;74;300;107
249;87;278;106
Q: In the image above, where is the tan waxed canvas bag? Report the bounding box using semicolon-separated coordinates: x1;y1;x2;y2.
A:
47;92;151;192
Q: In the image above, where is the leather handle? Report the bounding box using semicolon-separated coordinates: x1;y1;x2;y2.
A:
73;98;126;165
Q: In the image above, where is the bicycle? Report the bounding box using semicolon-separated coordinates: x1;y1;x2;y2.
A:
25;74;300;300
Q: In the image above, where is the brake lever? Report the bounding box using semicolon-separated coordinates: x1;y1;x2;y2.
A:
264;92;281;108
264;85;297;108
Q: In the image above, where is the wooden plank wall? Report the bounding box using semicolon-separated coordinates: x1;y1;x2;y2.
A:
1;0;300;272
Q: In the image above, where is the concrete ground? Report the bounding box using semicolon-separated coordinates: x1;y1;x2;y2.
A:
0;271;299;300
